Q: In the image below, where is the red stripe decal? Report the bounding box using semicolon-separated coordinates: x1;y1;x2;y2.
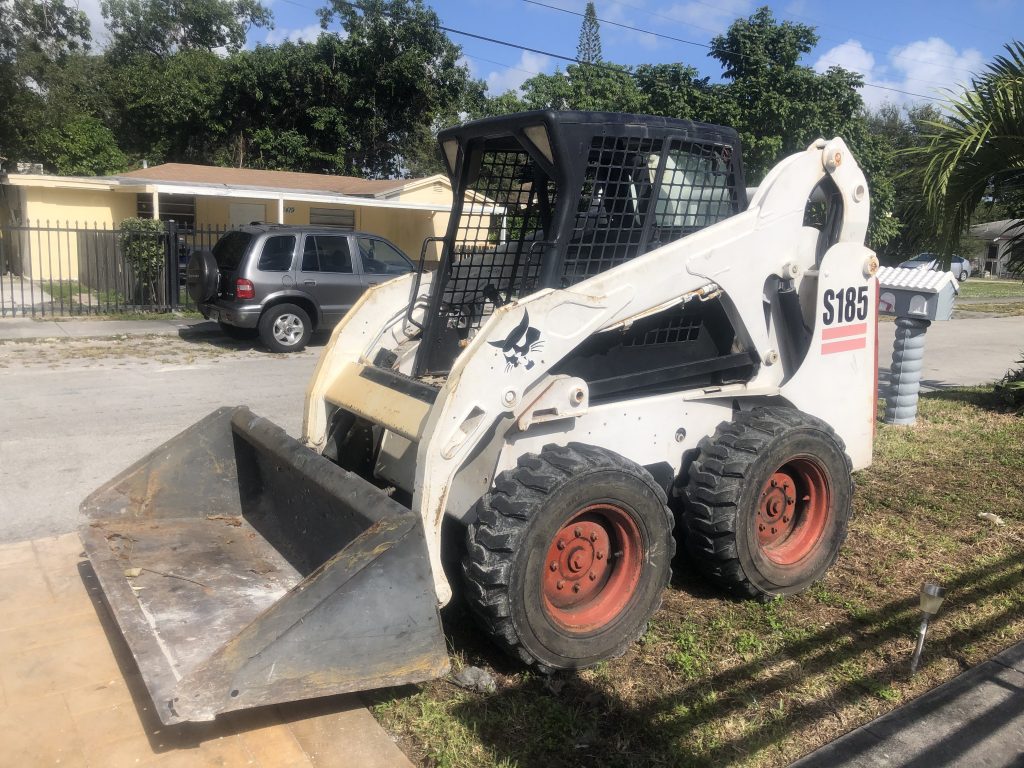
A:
822;337;866;354
822;322;868;340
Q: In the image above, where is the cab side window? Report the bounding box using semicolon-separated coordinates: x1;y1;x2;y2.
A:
257;235;297;271
302;235;353;273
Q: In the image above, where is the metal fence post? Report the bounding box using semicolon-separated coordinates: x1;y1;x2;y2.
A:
166;220;179;310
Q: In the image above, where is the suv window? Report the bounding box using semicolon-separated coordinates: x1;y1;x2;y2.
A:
257;235;297;271
212;231;254;272
357;237;411;275
302;235;353;273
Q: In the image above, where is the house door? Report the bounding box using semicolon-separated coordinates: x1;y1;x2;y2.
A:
230;203;267;227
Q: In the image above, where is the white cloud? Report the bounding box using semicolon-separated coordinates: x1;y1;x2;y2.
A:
814;37;985;109
264;23;325;45
485;51;551;95
813;39;875;77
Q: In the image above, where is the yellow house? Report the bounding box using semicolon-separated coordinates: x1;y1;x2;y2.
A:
0;164;467;282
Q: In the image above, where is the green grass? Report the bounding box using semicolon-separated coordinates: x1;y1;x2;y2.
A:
372;389;1024;768
957;302;1024;316
958;278;1024;299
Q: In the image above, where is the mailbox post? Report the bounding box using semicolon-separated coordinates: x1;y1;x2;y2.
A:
876;266;960;425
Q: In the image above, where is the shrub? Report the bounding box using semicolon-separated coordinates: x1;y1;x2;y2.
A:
119;217;166;304
995;353;1024;412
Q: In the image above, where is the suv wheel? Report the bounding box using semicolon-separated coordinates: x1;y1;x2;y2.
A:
259;303;312;353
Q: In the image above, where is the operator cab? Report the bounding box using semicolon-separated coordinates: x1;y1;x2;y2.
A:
413;110;752;395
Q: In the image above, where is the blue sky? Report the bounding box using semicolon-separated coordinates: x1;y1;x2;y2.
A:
80;0;1024;109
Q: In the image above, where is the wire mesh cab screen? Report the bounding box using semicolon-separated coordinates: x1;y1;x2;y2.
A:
416;112;745;377
563;136;739;286
441;149;555;332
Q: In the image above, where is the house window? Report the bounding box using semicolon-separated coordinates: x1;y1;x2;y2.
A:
137;194;196;229
309;207;356;229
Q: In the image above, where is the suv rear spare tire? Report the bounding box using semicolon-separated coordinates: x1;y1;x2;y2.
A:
186;249;218;303
259;303;312;353
681;407;853;599
463;443;675;671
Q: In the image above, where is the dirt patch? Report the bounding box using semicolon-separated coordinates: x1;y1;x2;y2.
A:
0;335;313;368
371;390;1024;768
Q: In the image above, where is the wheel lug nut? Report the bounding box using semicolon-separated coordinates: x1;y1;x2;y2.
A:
596;551;604;560
589;572;596;581
771;479;778;487
589;532;598;542
557;580;565;590
557;539;566;550
759;524;765;531
771;527;777;534
550;562;558;571
786;496;794;504
574;527;582;538
782;516;789;523
573;583;581;593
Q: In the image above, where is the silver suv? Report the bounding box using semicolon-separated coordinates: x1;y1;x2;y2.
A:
186;225;415;352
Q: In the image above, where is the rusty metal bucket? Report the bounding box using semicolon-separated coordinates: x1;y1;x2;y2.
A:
80;406;449;724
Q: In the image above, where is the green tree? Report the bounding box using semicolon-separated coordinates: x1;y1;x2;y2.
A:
0;0;91;164
101;0;272;59
864;103;944;262
107;48;228;164
577;2;601;64
314;0;475;177
632;63;717;120
902;41;1024;273
34;114;128;175
701;7;896;249
218;39;341;171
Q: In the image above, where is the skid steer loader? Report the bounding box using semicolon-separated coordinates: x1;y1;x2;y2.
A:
81;111;879;724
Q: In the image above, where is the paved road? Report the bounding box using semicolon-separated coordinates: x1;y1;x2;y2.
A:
0;329;322;542
1;314;1022;544
878;315;1024;390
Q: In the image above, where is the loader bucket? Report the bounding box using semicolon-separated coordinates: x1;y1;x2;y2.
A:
79;406;449;725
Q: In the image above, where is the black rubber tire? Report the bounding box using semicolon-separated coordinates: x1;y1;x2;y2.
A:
463;443;675;671
217;321;258;340
959;270;969;282
681;407;853;599
185;249;218;303
258;303;312;353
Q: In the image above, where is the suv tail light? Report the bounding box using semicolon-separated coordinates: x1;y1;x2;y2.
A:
235;278;255;300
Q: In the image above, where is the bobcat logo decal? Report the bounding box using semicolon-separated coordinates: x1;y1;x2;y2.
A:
489;310;544;371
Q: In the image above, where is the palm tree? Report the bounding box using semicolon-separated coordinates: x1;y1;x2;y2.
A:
903;41;1024;275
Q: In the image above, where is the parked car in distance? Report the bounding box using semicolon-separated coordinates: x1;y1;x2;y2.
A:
186;225;416;352
897;253;972;281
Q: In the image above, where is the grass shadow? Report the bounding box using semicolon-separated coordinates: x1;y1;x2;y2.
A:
417;549;1024;767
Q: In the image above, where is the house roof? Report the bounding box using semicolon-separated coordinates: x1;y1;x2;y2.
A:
969;218;1022;241
118;163;412;197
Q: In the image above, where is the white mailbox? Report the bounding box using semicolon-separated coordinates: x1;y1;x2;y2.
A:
877;266;959;321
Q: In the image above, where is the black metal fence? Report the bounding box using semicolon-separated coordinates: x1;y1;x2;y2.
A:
0;221;234;317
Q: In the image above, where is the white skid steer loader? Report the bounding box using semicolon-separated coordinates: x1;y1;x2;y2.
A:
81;111;879;724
